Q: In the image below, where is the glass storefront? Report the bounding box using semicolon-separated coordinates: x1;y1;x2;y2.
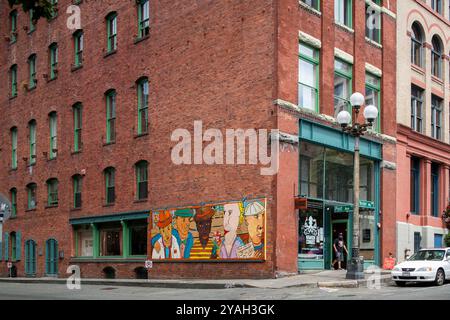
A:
298;141;379;270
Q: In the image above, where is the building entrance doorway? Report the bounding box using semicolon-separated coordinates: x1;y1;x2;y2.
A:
331;220;349;270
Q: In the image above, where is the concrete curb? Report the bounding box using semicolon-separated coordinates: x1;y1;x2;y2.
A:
0;275;394;290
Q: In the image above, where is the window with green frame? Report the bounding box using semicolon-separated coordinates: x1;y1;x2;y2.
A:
27;183;37;210
11;127;18;169
49;112;58;159
106;12;117;52
29;120;37;165
47;178;59;206
49;43;58;80
10;10;17;43
73;175;82;209
106;90;116;143
10;64;17;97
300;0;320;11
49;0;58;19
104;167;116;204
137;0;150;38
28;54;37;89
73;30;84;67
298;43;319;111
11;232;17;261
334;58;353;118
10;188;17;218
365;1;381;44
137;78;149;135
365;72;381;132
29;8;36;32
335;0;352;28
135;161;148;200
73;103;82;152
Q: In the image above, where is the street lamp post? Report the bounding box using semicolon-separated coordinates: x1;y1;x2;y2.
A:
337;92;379;280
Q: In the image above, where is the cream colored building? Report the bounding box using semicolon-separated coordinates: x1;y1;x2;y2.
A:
396;0;450;262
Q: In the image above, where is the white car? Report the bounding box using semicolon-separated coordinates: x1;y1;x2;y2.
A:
392;248;450;286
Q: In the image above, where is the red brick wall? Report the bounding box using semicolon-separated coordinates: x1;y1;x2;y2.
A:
0;0;279;279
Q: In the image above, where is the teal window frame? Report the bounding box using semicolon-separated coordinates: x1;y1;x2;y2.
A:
106;13;117;52
25;239;37;276
137;0;150;39
334;58;353;118
49;112;58;159
431;163;440;217
27;183;37;210
431;95;442;140
73;103;82;152
73;30;84;67
300;0;320;11
29;8;36;32
137;78;149;135
105;168;116;204
29;120;37;165
106;90;116;143
365;72;381;132
10;10;17;43
49;0;58;19
47;178;59;207
335;0;352;28
28;54;37;89
11;127;18;169
73;175;82;209
10;65;17;97
135;161;148;200
410;157;420;215
49;43;58;80
298;43;320;112
10;188;17;218
45;238;58;276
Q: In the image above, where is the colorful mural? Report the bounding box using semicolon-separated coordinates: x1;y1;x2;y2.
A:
149;199;266;261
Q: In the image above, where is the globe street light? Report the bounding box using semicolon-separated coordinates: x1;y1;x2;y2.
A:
337;92;378;280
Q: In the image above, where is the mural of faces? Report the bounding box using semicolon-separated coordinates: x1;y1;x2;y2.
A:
245;213;264;246
175;216;192;240
160;224;173;247
223;203;241;236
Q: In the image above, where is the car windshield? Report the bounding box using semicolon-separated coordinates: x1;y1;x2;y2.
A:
408;250;445;261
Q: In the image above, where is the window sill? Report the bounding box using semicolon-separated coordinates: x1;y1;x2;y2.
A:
103;141;116;147
334;22;354;34
47;157;57;163
9;95;17;101
45;205;59;209
70;208;82;212
71;64;83;72
411;64;425;75
365;37;382;49
9;168;18;173
103;203;116;208
27;29;36;35
104;49;117;58
47;76;57;83
431;75;444;85
134;132;149;139
134;199;148;204
298;0;321;17
71;150;82;155
26;208;37;213
134;34;150;45
27;85;37;92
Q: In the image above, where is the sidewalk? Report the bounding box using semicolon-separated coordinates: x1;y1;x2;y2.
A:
0;270;393;289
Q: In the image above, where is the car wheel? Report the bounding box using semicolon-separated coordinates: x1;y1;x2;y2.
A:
435;269;445;286
395;281;406;287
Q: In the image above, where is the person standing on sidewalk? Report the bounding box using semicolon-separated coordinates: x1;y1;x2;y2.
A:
332;233;348;270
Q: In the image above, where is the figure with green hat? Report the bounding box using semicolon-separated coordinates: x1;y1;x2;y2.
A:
152;208;195;259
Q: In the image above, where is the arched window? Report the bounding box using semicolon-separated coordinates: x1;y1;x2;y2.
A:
106;12;117;53
28;54;37;89
136;77;149;135
135;161;148;200
28;120;37;165
49;112;58;159
26;183;37;210
46;178;59;206
72;175;82;209
73;103;82;152
431;35;443;78
73;30;84;67
10;127;18;169
45;239;58;276
9;10;17;43
410;22;424;67
105;90;116;143
137;0;150;38
25;240;37;276
104;167;116;204
10;65;17;97
10;188;17;218
49;43;58;80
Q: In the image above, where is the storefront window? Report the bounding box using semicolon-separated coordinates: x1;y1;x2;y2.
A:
360;158;375;201
300;143;324;199
298;208;324;260
360;209;375;260
325;149;353;203
99;223;122;256
129;220;147;256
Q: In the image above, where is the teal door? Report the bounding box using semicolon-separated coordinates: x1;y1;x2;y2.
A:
45;239;58;276
25;240;37;276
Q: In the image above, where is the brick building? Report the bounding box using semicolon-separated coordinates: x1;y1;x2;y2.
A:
395;0;449;262
0;0;397;279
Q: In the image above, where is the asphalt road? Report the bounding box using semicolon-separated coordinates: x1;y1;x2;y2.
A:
0;281;449;300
